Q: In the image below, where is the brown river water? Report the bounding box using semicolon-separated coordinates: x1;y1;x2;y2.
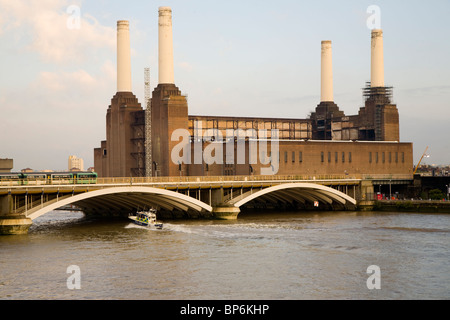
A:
0;210;449;300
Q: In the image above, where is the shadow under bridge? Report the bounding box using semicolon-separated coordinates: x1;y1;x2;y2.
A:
225;183;357;212
27;186;213;221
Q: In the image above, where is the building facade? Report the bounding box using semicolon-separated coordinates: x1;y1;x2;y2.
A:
94;9;413;181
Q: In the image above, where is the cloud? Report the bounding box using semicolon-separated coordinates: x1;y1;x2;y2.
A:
0;0;115;64
0;0;118;170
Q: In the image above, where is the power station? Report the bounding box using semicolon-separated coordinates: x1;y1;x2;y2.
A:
94;7;412;179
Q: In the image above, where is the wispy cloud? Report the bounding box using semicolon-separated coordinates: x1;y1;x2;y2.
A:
0;0;115;63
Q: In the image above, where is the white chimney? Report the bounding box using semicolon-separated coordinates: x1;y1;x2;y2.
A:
158;7;175;85
371;29;385;88
117;20;132;92
321;40;334;102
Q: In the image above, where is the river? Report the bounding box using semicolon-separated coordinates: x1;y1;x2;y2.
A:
0;210;449;300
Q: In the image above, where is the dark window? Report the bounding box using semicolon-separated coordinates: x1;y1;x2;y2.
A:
292;152;295;163
328;152;331;163
284;151;288;163
321;152;324;163
349;152;352;163
299;152;303;163
342;152;345;163
369;152;372;163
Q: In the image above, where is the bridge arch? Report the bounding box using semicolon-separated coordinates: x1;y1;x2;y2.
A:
26;186;213;221
227;183;356;210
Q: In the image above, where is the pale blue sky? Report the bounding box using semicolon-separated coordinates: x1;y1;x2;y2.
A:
1;0;449;171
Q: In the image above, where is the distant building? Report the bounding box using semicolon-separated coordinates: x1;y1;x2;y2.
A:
68;156;84;172
0;159;13;173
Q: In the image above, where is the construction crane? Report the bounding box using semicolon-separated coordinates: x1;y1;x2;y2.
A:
413;146;429;175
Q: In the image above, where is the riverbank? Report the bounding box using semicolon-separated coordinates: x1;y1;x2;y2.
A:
359;200;450;213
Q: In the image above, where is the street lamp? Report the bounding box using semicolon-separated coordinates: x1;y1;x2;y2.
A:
389;180;392;200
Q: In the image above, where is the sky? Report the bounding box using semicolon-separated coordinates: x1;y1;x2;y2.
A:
1;0;449;172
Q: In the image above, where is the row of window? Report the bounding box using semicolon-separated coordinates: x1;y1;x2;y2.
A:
369;151;405;164
281;151;405;164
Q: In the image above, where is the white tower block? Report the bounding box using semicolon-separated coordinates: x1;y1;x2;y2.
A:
321;40;334;102
158;7;175;85
371;29;385;88
117;20;132;92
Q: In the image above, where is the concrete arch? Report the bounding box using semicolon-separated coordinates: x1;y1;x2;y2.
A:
228;183;356;209
26;186;213;221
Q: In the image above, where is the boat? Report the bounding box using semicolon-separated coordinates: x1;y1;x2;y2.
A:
128;209;163;230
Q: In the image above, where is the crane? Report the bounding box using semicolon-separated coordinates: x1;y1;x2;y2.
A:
413;146;429;175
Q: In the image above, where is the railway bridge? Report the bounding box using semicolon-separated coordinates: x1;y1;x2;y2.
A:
0;174;409;235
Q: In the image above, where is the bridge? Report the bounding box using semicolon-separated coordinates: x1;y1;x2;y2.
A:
0;174;411;235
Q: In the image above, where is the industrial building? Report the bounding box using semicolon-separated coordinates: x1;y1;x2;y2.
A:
94;7;413;180
0;159;13;173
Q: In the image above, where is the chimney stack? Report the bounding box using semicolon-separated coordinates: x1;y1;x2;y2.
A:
158;7;175;85
321;40;334;102
371;29;385;88
117;20;132;92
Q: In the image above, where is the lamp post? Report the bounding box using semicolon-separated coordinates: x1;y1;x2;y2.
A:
389;180;392;200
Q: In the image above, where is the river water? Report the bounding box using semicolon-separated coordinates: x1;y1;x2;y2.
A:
0;210;449;300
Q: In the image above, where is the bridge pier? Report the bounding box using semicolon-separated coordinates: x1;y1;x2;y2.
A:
0;194;33;235
0;216;33;235
212;206;241;220
0;194;32;235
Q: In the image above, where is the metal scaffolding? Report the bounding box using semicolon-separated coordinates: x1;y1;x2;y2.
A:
144;68;152;177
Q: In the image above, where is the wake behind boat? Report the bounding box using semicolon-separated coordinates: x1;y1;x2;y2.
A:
128;209;163;230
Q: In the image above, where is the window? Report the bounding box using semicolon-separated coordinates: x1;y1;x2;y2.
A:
396;152;399;163
389;152;392;163
382;152;385;163
349;152;352;163
284;151;288;163
402;152;405;163
292;151;295;163
369;152;372;163
321;152;324;163
342;152;345;163
299;152;303;163
328;152;331;163
335;152;338;163
376;152;379;163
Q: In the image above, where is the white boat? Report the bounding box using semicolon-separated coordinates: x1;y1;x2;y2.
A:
128;209;163;230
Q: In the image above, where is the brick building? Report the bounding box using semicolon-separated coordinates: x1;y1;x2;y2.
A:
94;9;413;180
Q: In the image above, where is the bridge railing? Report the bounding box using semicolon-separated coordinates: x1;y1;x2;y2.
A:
96;174;413;185
0;173;413;188
96;174;361;185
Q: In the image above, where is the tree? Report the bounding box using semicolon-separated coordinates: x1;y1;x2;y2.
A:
428;189;445;200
